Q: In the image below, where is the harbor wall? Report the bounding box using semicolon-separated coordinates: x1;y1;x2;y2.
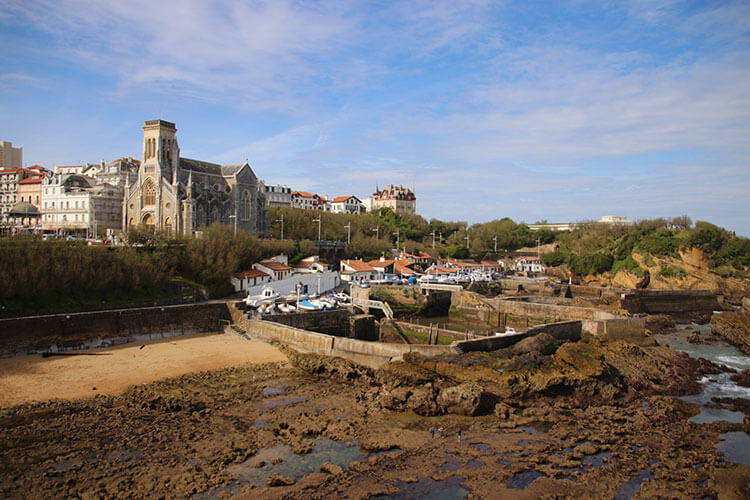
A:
453;320;582;353
619;290;720;314
0;302;231;357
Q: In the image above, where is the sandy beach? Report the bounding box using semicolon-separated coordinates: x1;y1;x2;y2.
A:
0;332;287;408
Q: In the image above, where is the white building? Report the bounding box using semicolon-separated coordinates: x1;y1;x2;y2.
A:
294;255;329;274
515;257;545;274
253;254;294;281
41;173;122;235
330;195;363;214
261;182;292;207
339;259;379;284
232;269;270;292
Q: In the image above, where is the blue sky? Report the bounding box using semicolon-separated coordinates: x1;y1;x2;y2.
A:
1;0;749;235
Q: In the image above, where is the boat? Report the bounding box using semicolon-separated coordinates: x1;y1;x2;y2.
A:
277;303;296;313
333;292;351;304
298;299;323;311
245;286;280;309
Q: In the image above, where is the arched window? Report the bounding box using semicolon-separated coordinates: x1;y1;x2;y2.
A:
242;190;252;219
143;179;156;206
164;217;172;234
142;214;154;226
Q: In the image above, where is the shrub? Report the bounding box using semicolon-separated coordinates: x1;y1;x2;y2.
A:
658;265;687;279
542;249;567;267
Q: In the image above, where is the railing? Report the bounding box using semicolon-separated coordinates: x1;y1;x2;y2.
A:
352;297;394;319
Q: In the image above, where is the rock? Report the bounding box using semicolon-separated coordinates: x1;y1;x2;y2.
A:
731;370;750;387
266;474;295;487
554;343;611;378
572;443;600;458
436;383;493;416
319;462;343;475
494;402;514;419
511;333;558;355
711;311;750;355
687;332;701;344
293;441;313;455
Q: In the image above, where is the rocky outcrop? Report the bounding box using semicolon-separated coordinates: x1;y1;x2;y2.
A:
266;474;295;487
280;345;374;380
711;311;750;355
436;383;494;416
553;342;611;378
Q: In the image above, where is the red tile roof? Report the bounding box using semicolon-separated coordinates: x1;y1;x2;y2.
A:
257;261;292;271
340;259;375;273
332;195;357;202
19;177;42;184
234;269;269;279
368;259;396;268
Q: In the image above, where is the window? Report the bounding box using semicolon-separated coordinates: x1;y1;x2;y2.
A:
242;190;252;219
143;179;156;206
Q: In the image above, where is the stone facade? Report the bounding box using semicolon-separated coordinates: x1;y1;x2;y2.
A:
123;120;268;235
0;140;22;170
371;184;416;215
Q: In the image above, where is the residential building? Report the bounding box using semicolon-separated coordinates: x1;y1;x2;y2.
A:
1;168;31;227
529;222;578;232
253;255;293;281
0;140;22;170
97;158;139;189
232;269;270;292
260;181;292;207
515;257;545;274
41;173;122;235
398;250;433;266
294;256;329;274
339;259;378;284
330;195;364;214
291;191;325;210
123;119;267;235
371;184;416;215
600;215;633;225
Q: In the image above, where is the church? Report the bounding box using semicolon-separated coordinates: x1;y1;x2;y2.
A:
123;120;268;235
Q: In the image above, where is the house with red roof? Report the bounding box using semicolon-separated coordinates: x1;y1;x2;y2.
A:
231;269;270;292
294;255;329;274
253;255;294;281
291;191;326;210
330;195;364;214
340;259;379;284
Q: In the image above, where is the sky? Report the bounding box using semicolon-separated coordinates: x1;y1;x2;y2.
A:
1;0;749;235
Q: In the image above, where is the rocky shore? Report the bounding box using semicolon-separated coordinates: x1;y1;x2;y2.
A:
2;327;749;499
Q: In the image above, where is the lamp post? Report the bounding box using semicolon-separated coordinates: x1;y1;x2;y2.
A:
393;229;400;249
276;213;284;240
536;238;541;258
228;215;237;236
430;230;436;249
371;226;379;240
465;231;470;250
493;236;498;254
344;222;351;244
312;216;321;241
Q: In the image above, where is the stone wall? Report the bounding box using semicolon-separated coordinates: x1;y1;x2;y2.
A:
243;318;455;369
0;302;231;357
258;309;379;341
620;290;720;314
453;320;582;353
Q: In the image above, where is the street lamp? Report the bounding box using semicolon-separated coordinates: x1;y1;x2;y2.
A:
371;226;379;240
312;215;321;241
228;214;237;236
465;231;470;250
276;213;284;240
430;230;436;249
393;229;400;249
493;236;498;254
344;222;351;244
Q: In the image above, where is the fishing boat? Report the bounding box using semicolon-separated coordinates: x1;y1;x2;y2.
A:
298;299;323;311
245;286;280;309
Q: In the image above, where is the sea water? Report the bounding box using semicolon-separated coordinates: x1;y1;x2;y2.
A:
654;323;750;465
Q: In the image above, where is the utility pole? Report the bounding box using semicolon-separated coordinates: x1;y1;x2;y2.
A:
430;230;436;249
536;238;541;258
393;229;400;249
371;226;379;240
493;236;498;254
312;216;321;241
276;213;284;240
465;231;470;250
344;222;351;244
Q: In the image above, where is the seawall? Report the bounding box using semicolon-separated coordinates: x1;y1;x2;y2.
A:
0;302;231;357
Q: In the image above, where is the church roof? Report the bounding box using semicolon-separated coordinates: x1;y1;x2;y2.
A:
221;164;246;176
179;157;223;175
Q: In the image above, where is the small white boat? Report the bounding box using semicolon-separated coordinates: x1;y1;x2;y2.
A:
245;286;280;309
277;303;296;313
495;327;517;336
333;292;351;303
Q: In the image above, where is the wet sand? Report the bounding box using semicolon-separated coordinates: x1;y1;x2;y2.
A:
0;333;287;408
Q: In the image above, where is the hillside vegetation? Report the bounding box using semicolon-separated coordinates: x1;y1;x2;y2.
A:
540;218;750;301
